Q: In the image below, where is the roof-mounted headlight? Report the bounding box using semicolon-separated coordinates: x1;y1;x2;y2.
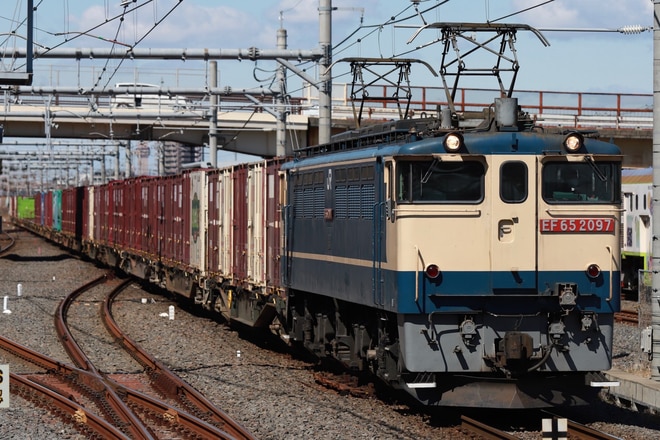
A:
443;132;464;152
563;132;584;153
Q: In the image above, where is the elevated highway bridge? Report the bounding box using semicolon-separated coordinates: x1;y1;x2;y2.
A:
0;85;652;168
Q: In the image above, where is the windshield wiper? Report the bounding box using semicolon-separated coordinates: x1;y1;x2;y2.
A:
584;156;607;182
421;158;439;184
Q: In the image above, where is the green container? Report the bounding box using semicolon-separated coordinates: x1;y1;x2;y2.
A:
16;197;35;219
52;190;62;231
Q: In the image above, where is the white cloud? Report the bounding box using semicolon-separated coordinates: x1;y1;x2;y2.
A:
513;0;653;29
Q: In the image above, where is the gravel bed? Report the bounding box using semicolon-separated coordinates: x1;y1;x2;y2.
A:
1;227;660;439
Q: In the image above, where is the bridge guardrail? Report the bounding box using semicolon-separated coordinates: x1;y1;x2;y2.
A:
2;84;653;131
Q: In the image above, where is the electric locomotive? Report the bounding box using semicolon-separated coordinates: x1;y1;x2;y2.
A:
280;97;622;407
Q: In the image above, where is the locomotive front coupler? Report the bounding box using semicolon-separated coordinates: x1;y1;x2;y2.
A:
556;282;578;312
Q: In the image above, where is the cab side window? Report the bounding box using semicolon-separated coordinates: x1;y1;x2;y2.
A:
500;161;527;203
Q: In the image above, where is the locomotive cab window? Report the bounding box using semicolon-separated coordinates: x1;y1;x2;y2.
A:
500;161;527;203
396;159;484;203
542;161;620;204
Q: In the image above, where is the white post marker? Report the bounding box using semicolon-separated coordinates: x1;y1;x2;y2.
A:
0;364;9;408
168;305;175;320
542;418;567;440
2;296;10;314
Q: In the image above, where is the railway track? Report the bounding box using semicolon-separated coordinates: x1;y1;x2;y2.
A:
103;278;254;439
1;272;254;439
460;412;623;440
614;309;638;325
542;411;623;440
460;415;520;439
0;228;16;254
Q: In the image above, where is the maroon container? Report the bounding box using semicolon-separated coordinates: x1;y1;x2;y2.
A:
232;165;248;283
61;187;75;235
35;192;43;226
82;186;92;243
44;191;53;231
264;159;283;287
95;183;114;245
206;169;221;275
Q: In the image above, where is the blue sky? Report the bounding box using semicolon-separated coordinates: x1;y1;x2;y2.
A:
1;0;654;95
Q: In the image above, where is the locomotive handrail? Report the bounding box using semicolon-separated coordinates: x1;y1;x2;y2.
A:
606;245;613;302
394;208;481;215
415;245;421;302
544;208;624;214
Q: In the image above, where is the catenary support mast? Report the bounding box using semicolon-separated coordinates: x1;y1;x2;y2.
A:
651;0;660;380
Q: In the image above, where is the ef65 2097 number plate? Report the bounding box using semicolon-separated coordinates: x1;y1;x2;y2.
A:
539;218;615;233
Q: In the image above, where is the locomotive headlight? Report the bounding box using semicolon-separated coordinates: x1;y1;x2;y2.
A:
586;264;601;279
443;132;463;152
425;264;440;279
563;132;584;152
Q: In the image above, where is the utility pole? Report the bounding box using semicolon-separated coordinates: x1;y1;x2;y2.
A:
652;0;660;381
276;26;288;157
318;0;333;144
209;61;218;167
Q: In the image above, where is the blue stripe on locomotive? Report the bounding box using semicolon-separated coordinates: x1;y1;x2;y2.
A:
287;253;619;314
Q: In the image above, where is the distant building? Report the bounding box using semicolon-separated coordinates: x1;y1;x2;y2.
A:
135;141;151;176
163;142;203;175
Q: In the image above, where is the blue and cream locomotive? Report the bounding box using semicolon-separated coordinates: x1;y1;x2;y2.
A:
281;97;621;407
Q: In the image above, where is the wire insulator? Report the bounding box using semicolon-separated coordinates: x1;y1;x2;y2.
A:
618;25;650;35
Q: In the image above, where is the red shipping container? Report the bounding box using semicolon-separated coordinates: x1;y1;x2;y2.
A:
95;183;113;245
82;186;92;243
147;176;163;260
232;165;249;284
123;178;140;252
160;175;185;264
135;176;154;255
61;187;75;236
107;181;120;247
264;159;283;289
35;192;43;226
44;191;53;231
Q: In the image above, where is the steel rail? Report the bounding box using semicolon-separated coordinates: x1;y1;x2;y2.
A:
54;273;113;374
54;272;155;440
107;382;238;440
460;415;520;440
568;419;621;440
542;411;622;440
55;275;249;439
10;373;129;440
0;335;131;439
1;334;239;439
0;230;15;254
566;418;622;440
103;280;256;440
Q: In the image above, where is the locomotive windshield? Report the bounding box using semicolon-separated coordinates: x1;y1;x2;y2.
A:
542;161;620;204
396;160;485;203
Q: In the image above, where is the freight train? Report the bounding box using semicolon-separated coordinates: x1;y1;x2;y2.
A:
10;97;623;408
